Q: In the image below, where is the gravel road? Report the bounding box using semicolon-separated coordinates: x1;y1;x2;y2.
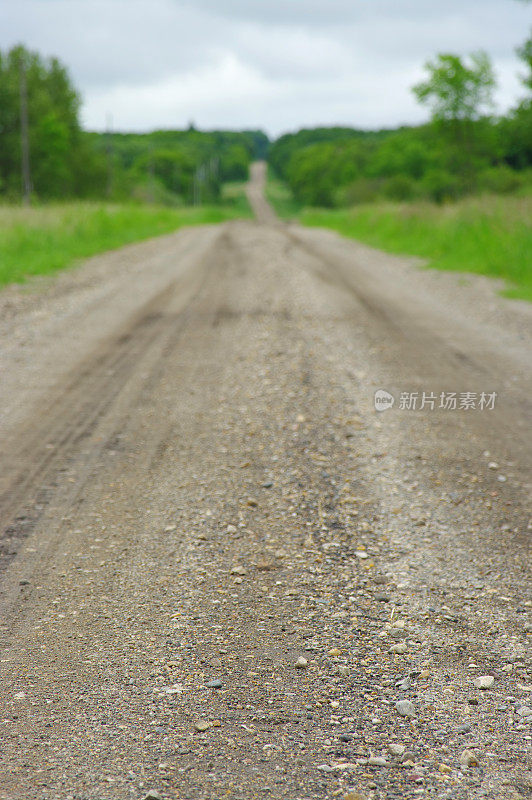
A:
0;162;530;800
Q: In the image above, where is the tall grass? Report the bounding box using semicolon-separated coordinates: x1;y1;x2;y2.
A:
301;195;532;301
0;199;251;287
266;169;302;218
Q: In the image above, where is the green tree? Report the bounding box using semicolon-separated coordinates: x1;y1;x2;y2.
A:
413;52;496;189
0;45;88;199
413;52;495;122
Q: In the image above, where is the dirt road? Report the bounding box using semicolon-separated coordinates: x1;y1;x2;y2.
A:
0;162;530;800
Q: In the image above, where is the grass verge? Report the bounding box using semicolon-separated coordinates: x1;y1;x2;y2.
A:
300;195;532;302
0;199;251;287
266;169;302;219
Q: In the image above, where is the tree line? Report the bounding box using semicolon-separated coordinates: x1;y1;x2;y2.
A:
2;36;530;208
269;36;532;206
0;44;268;204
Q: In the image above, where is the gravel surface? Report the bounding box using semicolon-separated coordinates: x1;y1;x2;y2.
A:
0;163;530;800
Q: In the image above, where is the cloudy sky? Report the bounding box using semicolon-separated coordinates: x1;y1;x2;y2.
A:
1;0;530;136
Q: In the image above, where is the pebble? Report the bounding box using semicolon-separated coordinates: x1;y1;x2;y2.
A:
456;724;471;734
295;657;308;669
230;565;247;575
142;792;163;800
473;675;494;689
194;721;211;732
459;750;479;767
395;677;412;690
368;756;388;767
206;679;223;689
517;706;532;717
388;743;405;756
355;551;369;559
389;642;408;654
328;648;342;657
395;700;415;718
339;733;353;742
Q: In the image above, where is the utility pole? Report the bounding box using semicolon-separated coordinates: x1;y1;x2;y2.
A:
105;113;114;199
147;143;155;204
19;57;32;206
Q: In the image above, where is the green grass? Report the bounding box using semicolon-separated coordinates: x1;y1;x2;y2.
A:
222;181;254;217
300;195;532;302
266;168;302;219
0;198;251;287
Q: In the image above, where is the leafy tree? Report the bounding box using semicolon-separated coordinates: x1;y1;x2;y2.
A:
413;52;495;122
0;45;95;199
413;52;496;188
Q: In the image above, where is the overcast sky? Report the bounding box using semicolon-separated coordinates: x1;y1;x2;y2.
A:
1;0;530;136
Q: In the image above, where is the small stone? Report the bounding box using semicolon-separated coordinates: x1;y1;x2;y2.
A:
339;733;353;743
344;794;367;800
473;675;494;689
368;756;388;767
389;642;408;655
517;706;532;717
456;724;471;734
256;560;274;571
389;627;404;638
355;551;369;559
459;750;479;767
230;565;247;575
246;498;258;507
143;792;163;800
439;763;452;774
328;648;342;657
206;679;223;689
395;700;415;718
388;743;405;756
226;524;237;533
164;525;176;532
375;594;390;603
395;677;412;690
295;657;308;669
194;721;211;732
13;692;26;700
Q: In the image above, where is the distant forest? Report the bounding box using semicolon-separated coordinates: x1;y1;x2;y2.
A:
1;38;530;207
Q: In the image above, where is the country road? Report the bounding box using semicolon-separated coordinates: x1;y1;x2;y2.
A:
0;162;530;800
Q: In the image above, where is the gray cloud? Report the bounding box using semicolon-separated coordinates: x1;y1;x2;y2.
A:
0;0;529;135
